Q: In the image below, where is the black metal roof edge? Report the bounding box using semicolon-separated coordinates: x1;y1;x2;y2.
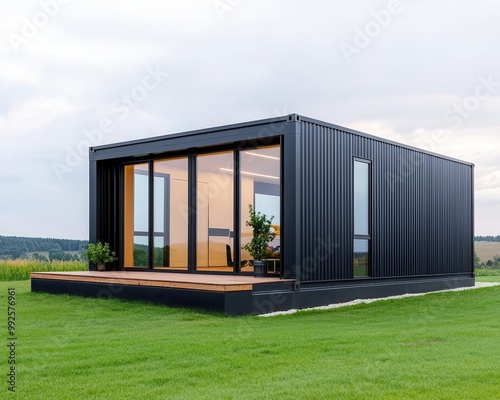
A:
298;115;475;167
89;114;293;153
89;112;474;167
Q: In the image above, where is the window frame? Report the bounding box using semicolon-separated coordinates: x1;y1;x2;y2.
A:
353;157;372;278
120;138;282;274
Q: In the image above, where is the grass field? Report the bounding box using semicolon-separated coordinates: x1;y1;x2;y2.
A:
475;241;500;262
2;281;500;399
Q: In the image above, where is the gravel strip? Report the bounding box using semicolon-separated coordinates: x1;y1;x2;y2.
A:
259;282;500;317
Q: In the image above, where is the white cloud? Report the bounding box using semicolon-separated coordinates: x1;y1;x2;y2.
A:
29;31;167;72
0;96;78;137
0;61;42;85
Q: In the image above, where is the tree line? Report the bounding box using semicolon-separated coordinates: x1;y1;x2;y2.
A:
0;235;88;260
475;254;500;270
475;235;500;242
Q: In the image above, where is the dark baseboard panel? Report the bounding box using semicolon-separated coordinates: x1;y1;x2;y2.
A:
31;275;474;316
294;275;475;310
250;275;474;314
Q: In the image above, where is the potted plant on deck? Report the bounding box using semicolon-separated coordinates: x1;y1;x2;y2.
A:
242;204;276;277
83;241;118;271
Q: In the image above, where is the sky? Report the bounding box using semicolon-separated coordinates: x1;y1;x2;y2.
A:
0;0;499;240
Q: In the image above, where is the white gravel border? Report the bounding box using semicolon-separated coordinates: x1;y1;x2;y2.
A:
259;282;500;317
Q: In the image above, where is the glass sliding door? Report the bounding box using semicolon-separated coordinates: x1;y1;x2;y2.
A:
154;157;189;270
123;163;149;268
196;151;234;271
122;142;282;274
240;145;281;274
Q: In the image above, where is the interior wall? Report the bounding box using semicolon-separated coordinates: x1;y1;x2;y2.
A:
123;166;135;267
240;176;254;261
197;169;233;267
154;159;188;269
169;179;188;267
197;182;209;267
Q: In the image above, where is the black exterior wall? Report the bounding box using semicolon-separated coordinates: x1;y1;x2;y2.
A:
89;160;121;271
295;117;474;283
89;114;474;286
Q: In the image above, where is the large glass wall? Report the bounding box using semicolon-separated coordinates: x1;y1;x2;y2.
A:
240;145;281;274
123;163;149;267
353;159;370;277
153;157;189;270
122;142;281;274
197;151;233;272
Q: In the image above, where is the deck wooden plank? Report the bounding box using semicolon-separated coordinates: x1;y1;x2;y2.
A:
30;271;290;292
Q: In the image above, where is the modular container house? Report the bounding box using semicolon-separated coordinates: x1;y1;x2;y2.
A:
32;114;474;315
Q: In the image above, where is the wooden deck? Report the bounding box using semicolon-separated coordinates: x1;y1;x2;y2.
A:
30;271;475;316
30;271;290;292
30;271;296;315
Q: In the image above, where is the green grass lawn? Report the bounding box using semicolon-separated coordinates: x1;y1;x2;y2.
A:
476;275;500;282
2;281;500;399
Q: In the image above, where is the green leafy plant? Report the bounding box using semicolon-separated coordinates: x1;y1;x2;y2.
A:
83;242;117;265
242;204;276;261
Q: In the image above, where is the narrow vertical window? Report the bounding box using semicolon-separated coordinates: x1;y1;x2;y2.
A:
354;159;370;277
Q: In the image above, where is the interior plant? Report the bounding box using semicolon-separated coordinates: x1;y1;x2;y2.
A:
242;204;276;276
83;241;118;271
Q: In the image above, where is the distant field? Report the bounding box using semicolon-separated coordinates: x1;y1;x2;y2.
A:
475;241;500;262
0;259;87;280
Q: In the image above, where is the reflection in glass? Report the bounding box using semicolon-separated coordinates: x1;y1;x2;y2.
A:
240;145;281;274
124;163;149;267
354;239;369;277
197;152;233;271
354;161;369;235
354;159;370;277
154;157;188;270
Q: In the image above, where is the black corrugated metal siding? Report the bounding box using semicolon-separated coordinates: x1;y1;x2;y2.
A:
298;122;353;281
298;120;473;282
